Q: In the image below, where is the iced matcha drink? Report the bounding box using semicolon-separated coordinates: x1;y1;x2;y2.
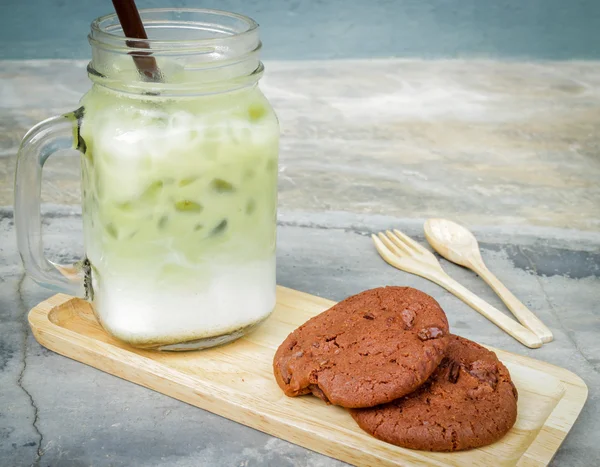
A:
11;9;280;350
79;82;279;348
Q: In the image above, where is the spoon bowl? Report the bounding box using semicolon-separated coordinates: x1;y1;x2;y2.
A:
424;218;553;343
424;218;484;268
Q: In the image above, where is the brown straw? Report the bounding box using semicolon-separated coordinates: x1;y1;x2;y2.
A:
112;0;162;81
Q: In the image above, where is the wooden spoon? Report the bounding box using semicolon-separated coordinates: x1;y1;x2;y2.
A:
424;219;553;343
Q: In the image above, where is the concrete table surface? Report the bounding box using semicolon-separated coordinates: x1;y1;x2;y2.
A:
1;60;599;467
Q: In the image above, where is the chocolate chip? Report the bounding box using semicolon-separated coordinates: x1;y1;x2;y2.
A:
448;361;461;383
363;312;375;320
468;360;499;389
401;309;416;329
417;327;444;341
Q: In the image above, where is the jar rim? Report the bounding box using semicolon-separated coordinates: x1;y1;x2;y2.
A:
90;8;259;53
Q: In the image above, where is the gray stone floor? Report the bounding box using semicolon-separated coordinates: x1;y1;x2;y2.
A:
1;60;600;466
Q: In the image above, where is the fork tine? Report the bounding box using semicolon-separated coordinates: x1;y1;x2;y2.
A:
377;232;405;258
372;234;397;264
392;229;430;255
385;230;412;254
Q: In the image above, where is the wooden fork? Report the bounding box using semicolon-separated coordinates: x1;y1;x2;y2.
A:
372;229;543;349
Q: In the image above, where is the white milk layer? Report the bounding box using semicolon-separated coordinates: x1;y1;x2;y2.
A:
92;256;276;345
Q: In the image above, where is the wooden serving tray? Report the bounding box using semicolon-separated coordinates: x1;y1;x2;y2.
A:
29;286;587;467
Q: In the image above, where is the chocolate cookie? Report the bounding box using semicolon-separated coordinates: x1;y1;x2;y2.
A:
350;335;518;451
273;287;450;408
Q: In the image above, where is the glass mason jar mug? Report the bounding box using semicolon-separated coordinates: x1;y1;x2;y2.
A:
14;9;279;350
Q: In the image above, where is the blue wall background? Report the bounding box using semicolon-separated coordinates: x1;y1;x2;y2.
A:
1;0;599;60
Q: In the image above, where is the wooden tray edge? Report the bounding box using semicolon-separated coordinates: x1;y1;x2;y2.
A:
515;361;588;467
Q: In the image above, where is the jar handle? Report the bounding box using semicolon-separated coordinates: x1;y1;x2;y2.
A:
14;108;86;296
